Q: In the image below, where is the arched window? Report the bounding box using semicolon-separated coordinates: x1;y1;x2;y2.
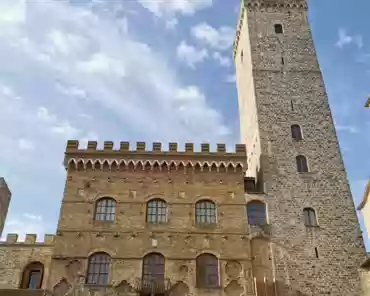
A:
86;252;111;285
291;124;302;140
147;199;167;223
296;155;309;173
303;208;317;227
247;201;266;225
196;254;219;288
274;24;283;34
142;253;165;284
94;198;116;221
196;200;216;224
20;262;44;289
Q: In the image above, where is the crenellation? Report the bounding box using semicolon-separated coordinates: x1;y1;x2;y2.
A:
136;141;146;151
201;143;210;153
153;142;162;151
104;141;114;150
185;143;194;152
2;233;55;245
169;142;178;152
87;140;97;150
25;234;37;244
120;141;130;151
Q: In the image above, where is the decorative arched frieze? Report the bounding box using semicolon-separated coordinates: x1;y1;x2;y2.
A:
65;158;244;173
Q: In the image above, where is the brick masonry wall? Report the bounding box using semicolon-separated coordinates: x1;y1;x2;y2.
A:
46;167;267;296
235;1;367;295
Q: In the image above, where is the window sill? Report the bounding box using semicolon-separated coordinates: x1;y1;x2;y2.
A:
93;220;115;225
196;223;217;229
196;286;222;291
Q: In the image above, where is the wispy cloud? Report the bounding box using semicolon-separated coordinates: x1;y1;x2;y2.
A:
176;41;208;68
191;22;235;51
335;28;363;49
335;124;360;134
138;0;212;18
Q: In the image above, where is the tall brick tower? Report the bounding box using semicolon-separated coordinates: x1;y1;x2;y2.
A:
234;0;366;295
0;178;11;238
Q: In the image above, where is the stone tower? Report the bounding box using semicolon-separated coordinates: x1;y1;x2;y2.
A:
0;178;11;238
234;0;366;295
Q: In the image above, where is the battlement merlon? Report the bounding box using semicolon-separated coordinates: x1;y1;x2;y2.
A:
0;233;55;245
232;0;308;59
64;141;247;172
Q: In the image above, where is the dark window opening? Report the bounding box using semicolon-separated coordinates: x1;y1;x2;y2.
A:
247;201;267;225
20;262;44;289
291;100;294;111
281;57;285;65
142;253;165;284
244;177;257;193
86;253;111;285
274;24;283;34
94;198;116;221
291;124;303;140
303;208;317;227
196;200;216;224
147;199;167;224
196;254;219;288
296;155;308;173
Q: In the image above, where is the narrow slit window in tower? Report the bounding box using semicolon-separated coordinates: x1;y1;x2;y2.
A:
315;247;319;258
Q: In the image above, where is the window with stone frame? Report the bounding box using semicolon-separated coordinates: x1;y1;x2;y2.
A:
195;200;216;225
20;262;44;289
94;197;116;221
196;253;220;288
247;201;267;225
147;199;167;224
86;252;111;285
142;253;165;284
296;155;309;173
274;24;283;34
303;208;317;227
291;124;303;140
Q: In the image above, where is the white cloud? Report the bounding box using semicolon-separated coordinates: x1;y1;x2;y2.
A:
18;138;35;150
0;1;232;240
165;18;178;30
191;22;235;51
0;0;25;24
335;124;360;134
138;0;212;18
213;51;231;67
56;83;87;100
336;28;363;49
176;41;208;68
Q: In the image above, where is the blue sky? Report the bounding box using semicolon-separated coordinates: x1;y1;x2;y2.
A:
0;0;369;249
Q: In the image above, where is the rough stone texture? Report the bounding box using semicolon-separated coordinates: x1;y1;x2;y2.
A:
0;177;11;238
0;244;53;289
0;0;367;295
234;0;366;295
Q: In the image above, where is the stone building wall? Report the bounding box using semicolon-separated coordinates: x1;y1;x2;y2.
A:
45;141;271;296
234;0;366;295
0;234;54;289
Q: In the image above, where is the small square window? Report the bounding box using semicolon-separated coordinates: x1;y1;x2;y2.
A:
274;24;283;34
